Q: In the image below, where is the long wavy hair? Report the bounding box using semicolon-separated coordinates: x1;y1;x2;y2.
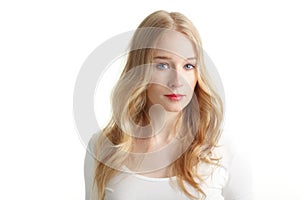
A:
92;10;224;200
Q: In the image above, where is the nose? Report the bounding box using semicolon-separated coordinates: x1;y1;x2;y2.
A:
167;69;183;89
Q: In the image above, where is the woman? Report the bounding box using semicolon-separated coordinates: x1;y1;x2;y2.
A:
84;10;252;200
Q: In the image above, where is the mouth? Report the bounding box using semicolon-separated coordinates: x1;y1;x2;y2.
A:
164;94;185;101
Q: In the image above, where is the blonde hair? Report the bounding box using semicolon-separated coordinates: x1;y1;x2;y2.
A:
92;10;223;200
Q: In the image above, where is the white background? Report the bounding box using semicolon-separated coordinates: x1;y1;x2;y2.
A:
1;0;300;199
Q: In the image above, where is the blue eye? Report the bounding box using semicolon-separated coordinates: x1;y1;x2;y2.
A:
184;64;195;70
156;63;169;70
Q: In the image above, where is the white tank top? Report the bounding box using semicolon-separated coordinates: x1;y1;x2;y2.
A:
84;133;252;200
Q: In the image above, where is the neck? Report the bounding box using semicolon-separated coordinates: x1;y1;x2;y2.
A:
132;108;182;153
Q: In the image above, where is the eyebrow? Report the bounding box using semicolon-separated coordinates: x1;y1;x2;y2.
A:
153;56;196;61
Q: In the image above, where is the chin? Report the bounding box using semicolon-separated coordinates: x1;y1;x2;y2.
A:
164;105;185;113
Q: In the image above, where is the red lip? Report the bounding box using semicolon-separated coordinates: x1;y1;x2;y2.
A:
164;94;185;97
164;94;185;101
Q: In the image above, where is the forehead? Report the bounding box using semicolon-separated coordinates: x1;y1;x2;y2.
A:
154;30;196;59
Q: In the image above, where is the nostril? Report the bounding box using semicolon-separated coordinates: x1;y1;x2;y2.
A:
167;81;183;88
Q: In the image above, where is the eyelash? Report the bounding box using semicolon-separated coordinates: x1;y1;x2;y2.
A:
156;63;169;70
155;63;195;70
184;64;195;70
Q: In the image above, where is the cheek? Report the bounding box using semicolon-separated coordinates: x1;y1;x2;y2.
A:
186;73;198;89
192;78;198;88
147;84;164;97
150;73;169;85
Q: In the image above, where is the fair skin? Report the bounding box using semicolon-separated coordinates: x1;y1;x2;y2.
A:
130;31;198;177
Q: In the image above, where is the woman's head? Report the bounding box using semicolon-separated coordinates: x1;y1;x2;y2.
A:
112;10;206;126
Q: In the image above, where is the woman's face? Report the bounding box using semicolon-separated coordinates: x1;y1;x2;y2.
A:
146;31;198;113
